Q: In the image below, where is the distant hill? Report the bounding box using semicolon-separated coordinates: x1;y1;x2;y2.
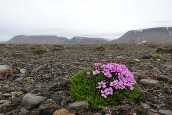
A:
6;35;69;44
5;35;107;44
0;41;5;43
69;37;107;44
111;27;172;44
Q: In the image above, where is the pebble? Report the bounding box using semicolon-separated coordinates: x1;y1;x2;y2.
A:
0;100;5;104
149;109;158;113
0;100;11;108
68;100;89;109
140;79;159;85
93;113;102;115
21;93;46;109
19;68;27;75
31;65;46;73
148;111;160;115
159;109;172;115
53;108;74;115
156;59;161;61
133;59;141;62
20;107;29;114
61;96;72;106
0;65;11;73
2;93;12;97
101;108;110;114
158;75;172;82
141;103;150;109
15;77;23;81
117;56;125;59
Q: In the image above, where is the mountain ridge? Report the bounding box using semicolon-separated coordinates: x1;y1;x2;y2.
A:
111;27;172;44
5;27;172;44
6;35;107;44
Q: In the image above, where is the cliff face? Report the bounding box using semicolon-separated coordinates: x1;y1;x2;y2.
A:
112;27;172;44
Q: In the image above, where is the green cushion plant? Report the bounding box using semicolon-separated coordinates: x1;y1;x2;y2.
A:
70;63;140;108
150;54;163;60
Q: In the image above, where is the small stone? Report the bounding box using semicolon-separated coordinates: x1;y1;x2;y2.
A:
149;109;158;113
31;65;46;73
93;113;102;115
142;55;151;59
21;93;46;109
61;96;72;106
0;65;11;73
53;108;74;115
141;103;150;109
20;68;27;75
15;77;23;81
133;59;140;62
101;108;110;114
2;93;12;97
148;111;160;115
140;79;159;85
39;99;57;109
117;56;125;59
156;59;161;61
3;84;9;89
68;100;89;109
157;103;165;108
159;109;172;115
157;75;172;82
0;100;5;104
0;113;5;115
20;107;29;114
0;100;11;108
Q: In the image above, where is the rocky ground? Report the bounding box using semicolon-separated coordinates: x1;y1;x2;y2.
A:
0;44;172;115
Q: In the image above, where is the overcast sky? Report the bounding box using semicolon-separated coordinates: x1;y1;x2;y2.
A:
0;0;172;41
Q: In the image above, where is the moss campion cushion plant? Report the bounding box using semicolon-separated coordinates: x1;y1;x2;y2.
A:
70;63;140;108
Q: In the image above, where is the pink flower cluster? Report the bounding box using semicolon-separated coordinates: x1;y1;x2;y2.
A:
93;63;136;98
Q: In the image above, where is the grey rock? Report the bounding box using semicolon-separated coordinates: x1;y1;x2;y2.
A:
141;103;150;109
101;108;110;114
39;99;57;109
93;113;102;115
148;111;160;115
56;91;65;95
0;113;4;115
140;79;159;85
0;65;11;73
21;93;46;109
156;59;161;61
2;93;12;97
53;108;74;115
20;107;29;114
68;100;89;109
149;109;158;113
133;59;140;62
117;56;125;59
61;96;72;106
19;68;27;75
158;75;172;82
31;65;46;73
0;100;11;108
159;109;172;115
0;100;5;104
15;77;23;81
